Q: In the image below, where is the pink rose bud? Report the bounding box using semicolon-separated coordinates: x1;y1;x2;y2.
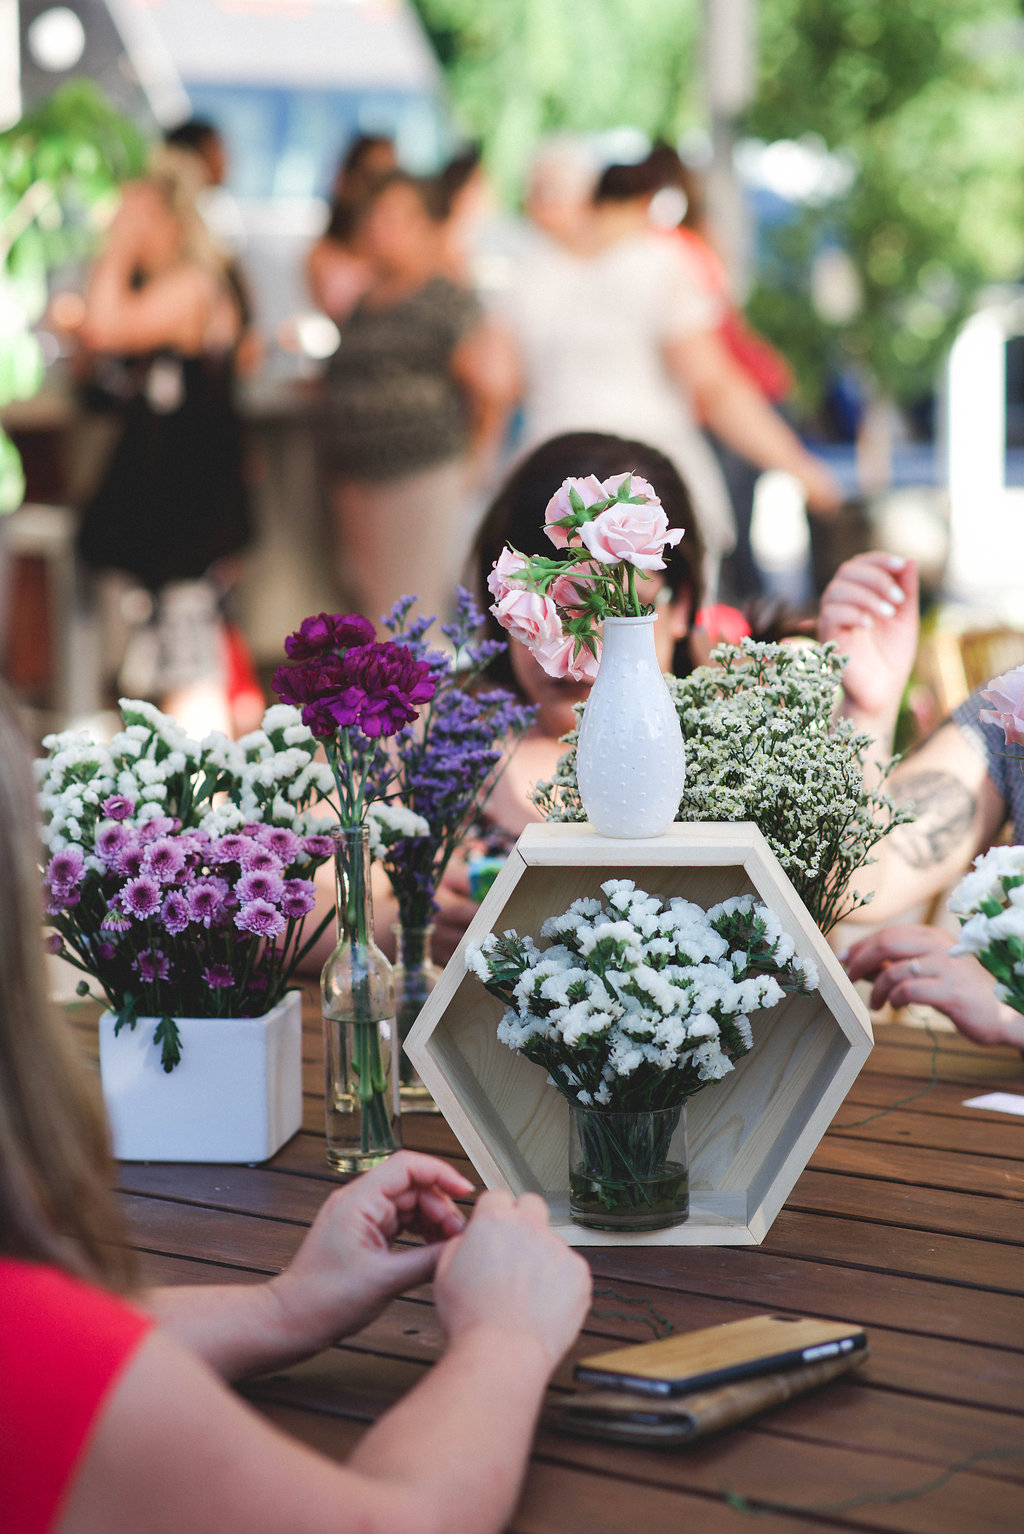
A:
543;474;607;548
491;586;563;649
486;547;529;603
980;665;1024;747
601;472;661;507
579;501;684;571
531;631;602;682
550;563;597;616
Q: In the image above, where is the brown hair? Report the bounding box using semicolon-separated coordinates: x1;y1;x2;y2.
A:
0;689;134;1289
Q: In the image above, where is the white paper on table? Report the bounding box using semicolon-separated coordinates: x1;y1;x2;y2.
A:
962;1092;1024;1117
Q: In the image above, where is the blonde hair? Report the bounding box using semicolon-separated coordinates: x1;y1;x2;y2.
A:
0;689;135;1289
146;142;230;277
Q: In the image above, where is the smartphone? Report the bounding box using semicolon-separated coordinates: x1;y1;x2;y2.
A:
574;1314;867;1397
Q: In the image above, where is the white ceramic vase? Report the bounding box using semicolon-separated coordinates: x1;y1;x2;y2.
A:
575;613;685;838
98;990;303;1163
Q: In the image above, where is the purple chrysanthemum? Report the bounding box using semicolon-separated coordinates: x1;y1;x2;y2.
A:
240;843;284;874
47;847;85;894
202;963;235;989
187;877;229;928
133;947;170;982
44;933;63;955
303;834;333;860
208;833;254;866
101;794;134;821
101;907;132;933
281;879;317;920
136;815;178;845
160;890;191;935
96;822;130;865
142;837;188;885
254;825;303;864
114;842;145;879
121;875;162;920
96;940;116;961
234;899;286;938
235;869;285;905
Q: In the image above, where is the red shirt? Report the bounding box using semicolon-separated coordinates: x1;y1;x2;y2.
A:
0;1258;153;1534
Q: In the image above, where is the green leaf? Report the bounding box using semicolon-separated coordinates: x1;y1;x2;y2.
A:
154;1016;183;1073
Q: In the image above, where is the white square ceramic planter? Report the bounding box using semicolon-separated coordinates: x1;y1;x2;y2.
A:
98;990;303;1163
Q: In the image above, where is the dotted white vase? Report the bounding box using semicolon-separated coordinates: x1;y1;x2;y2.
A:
575;613;685;839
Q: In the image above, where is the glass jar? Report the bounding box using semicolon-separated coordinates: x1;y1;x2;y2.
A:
321;824;400;1171
393;922;441;1112
568;1101;688;1231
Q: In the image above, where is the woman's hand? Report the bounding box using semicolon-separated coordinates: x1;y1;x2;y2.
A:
267;1152;473;1355
819;552;919;729
433;1189;592;1371
842;924;1024;1047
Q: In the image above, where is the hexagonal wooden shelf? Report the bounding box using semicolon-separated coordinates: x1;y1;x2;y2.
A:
405;822;872;1246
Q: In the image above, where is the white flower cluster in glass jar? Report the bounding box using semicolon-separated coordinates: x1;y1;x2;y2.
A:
948;845;1024;1015
466;879;819;1112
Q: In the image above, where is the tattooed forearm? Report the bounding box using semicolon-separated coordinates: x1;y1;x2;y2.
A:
885;770;977;869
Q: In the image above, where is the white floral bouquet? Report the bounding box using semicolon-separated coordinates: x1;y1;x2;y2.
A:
948;845;1024;1016
466;879;819;1112
37;699;343;1069
535;639;912;933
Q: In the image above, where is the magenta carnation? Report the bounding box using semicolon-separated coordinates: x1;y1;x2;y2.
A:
284;611;375;660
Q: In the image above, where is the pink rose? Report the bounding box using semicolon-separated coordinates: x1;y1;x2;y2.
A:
531;631;602;682
487;548;529;603
550;562;597;616
980;666;1024;746
543;474;607;548
579;501;684;571
491;586;563;649
600;472;660;507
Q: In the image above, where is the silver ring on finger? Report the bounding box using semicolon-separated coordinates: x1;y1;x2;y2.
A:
908;958;922;976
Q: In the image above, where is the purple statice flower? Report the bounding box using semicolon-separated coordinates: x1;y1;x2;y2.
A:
254;825;303;864
303;834;333;861
101;794;134;821
239;843;284;874
96;821;131;866
160;890;191;935
281;879;317;920
235;868;286;905
234;899;286;938
96;940;116;962
284;611;375;660
187;877;229;928
121;875;162;920
101;907;132;933
133;947;170;983
142;836;187;885
44;933;63;955
47;847;85;896
202;963;235;989
113;839;145;879
207;833;255;867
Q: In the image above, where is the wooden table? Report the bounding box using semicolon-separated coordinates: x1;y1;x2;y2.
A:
79;1005;1024;1534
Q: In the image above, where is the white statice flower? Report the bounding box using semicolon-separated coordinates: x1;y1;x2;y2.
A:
465;944;493;983
948;845;1024;917
691;1039;734;1082
366;802;431;855
199;802;247;836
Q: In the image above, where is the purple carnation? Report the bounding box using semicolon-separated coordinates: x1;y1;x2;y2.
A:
142;836;187;885
47;847;85;894
133;947;170;983
202;963;235;989
121;875;162;919
281;879;317;920
188;877;229;928
254;825;303;864
284;610;375;660
235;869;286;904
96;822;130;865
44;933;63;955
101;794;134;821
160;890;191;935
300;700;343;738
303;834;333;860
234;899;286;938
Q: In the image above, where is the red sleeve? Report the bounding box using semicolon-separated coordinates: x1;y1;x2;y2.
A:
0;1259;153;1534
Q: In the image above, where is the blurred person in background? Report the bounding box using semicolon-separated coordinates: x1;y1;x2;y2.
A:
307;134;398;325
75;144;253;737
321;170;513;631
521;134;601;253
499;151;842;598
0;686;592;1534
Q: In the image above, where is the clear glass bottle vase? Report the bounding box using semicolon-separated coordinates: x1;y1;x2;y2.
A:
568;1101;688;1231
321;824;400;1171
393;922;442;1112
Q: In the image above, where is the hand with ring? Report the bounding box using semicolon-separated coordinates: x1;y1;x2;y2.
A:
842;923;1024;1048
